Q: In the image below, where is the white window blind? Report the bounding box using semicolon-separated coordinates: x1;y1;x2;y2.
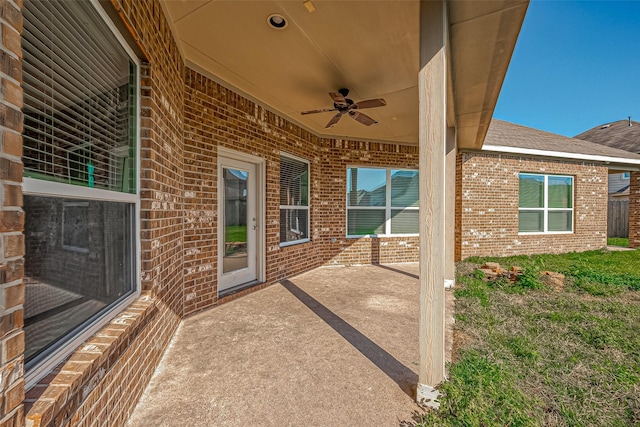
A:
347;168;419;236
21;0;139;386
519;173;573;233
22;0;136;193
280;154;310;245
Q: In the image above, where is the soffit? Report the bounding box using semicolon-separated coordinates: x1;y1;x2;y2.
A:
448;0;529;149
162;0;527;147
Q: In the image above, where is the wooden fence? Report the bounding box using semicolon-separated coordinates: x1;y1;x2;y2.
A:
608;199;629;237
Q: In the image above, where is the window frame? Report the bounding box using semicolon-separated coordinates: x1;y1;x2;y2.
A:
623;171;631;179
22;0;141;389
518;173;574;235
279;152;310;247
346;166;419;238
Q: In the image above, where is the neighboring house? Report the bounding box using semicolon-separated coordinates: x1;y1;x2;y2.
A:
0;0;530;425
575;118;640;200
575;119;640;237
456;120;640;260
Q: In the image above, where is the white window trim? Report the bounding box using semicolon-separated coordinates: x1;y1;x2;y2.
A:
623;172;631;179
279;152;310;247
24;0;142;390
346;166;419;238
518;173;574;235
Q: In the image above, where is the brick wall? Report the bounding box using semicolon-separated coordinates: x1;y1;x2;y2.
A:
22;0;186;425
15;0;421;425
456;151;608;259
317;139;419;265
630;171;640;249
182;69;419;317
1;0;25;425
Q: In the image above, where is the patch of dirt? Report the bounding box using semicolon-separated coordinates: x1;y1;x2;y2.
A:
540;271;566;292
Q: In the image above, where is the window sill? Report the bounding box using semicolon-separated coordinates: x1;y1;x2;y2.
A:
24;292;157;427
279;238;311;248
518;231;574;236
346;234;419;239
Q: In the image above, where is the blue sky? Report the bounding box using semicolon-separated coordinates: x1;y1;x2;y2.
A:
493;0;640;137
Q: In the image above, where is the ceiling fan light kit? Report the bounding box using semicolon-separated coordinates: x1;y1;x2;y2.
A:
301;88;387;128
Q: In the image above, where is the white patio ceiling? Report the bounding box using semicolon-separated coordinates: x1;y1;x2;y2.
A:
161;0;528;149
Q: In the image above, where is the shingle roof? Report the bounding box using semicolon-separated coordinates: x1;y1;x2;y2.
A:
483;119;640;162
574;119;640;153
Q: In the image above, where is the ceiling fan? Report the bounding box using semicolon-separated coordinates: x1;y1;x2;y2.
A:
301;88;387;128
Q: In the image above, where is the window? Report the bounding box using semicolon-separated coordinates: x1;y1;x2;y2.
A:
623;172;631;179
21;0;139;381
280;154;309;245
347;168;419;236
519;174;573;233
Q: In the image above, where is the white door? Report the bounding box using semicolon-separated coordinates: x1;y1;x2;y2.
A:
219;158;258;292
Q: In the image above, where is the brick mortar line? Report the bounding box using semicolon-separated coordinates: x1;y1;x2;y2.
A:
0;278;23;288
0;71;21;86
0;152;22;163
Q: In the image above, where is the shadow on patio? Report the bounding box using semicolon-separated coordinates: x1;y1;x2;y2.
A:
127;263;450;426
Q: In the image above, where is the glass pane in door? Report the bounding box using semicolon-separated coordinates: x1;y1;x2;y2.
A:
223;168;248;273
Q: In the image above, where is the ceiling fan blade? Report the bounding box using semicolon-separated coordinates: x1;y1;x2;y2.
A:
329;91;348;107
325;112;343;128
349;111;378;126
301;108;336;115
355;98;387;109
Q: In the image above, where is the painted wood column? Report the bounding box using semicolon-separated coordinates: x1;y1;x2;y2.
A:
417;0;447;407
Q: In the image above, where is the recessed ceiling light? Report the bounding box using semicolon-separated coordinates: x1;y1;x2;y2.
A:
267;14;288;29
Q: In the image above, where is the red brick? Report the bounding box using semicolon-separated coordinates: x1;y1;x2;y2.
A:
1;130;21;157
3;184;21;207
0;158;21;181
0;309;21;337
2;234;23;258
3;378;24;414
2;331;23;362
0;79;21;109
3;283;23;310
0;210;23;232
1;24;21;59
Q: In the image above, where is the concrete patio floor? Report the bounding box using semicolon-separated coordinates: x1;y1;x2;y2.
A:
126;263;454;427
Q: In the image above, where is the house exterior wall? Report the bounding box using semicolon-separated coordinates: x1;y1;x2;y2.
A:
12;2;420;426
1;0;26;425
21;1;186;426
182;69;419;317
456;151;608;260
608;172;629;196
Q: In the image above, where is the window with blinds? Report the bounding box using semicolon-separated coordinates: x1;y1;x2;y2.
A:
519;173;573;233
21;0;139;382
22;0;137;193
347;168;419;236
280;154;310;246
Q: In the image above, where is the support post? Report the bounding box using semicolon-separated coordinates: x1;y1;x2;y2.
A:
417;0;447;408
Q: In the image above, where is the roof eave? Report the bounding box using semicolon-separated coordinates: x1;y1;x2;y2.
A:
447;0;529;150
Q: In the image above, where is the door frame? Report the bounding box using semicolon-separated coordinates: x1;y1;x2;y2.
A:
217;147;266;295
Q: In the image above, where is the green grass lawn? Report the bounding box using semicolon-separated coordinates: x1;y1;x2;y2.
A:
225;225;246;243
417;249;640;426
608;237;630;248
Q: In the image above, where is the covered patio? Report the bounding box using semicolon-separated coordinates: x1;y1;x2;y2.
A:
126;264;454;426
